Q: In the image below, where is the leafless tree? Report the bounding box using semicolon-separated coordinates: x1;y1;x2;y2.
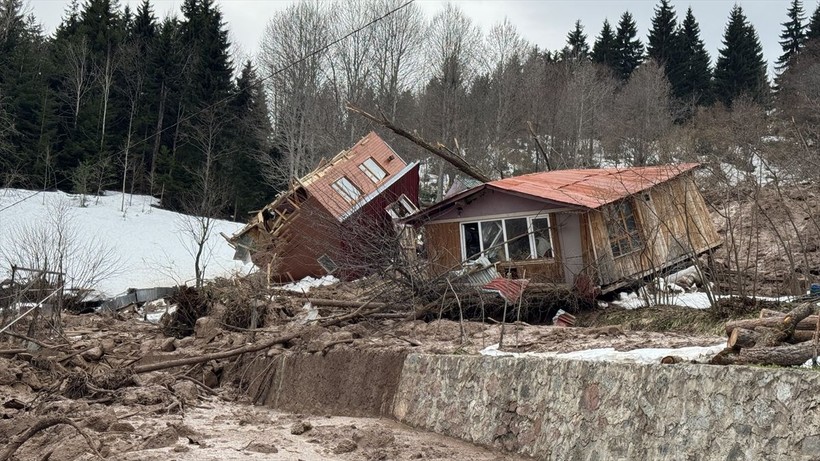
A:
259;0;335;180
371;0;423;120
60;37;94;128
602;60;673;166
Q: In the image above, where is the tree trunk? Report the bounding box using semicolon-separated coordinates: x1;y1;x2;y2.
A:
710;341;817;366
724;303;815;335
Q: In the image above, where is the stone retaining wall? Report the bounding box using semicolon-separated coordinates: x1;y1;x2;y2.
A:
392;355;820;460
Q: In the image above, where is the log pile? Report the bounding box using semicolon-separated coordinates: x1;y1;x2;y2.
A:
710;302;820;366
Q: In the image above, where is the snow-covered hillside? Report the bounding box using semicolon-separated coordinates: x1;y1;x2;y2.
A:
0;189;249;297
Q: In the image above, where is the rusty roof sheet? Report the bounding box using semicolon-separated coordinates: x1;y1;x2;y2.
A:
486;163;701;209
402;163;701;225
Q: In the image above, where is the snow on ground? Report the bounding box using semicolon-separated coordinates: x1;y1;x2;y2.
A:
0;188;249;297
480;342;726;364
277;275;339;293
610;288;797;310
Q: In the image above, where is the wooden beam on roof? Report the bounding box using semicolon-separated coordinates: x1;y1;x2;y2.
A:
346;102;492;183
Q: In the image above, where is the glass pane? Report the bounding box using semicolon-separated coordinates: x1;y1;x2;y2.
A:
532;218;553;258
359;157;387;183
332;177;362;202
462;222;480;260
481;220;503;262
505;218;530;260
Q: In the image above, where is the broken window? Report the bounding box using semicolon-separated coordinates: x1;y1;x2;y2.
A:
331;176;362;203
385;194;418;219
461;215;554;262
605;199;643;257
359;157;387;183
531;217;554;258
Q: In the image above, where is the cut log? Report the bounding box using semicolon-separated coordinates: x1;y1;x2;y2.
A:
759;308;786;318
710;342;818;366
727;328;759;350
724;303;816;335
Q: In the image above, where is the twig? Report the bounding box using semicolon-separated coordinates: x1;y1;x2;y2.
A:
0;417;102;461
177;374;218;396
0;331;58;350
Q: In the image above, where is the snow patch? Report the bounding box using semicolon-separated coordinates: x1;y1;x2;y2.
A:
0;188;248;297
480;342;726;364
277;275;339;293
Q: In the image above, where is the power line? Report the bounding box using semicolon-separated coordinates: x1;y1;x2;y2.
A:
0;0;416;215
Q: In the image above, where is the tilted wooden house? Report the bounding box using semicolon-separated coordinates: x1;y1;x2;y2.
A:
229;132;419;282
403;164;721;293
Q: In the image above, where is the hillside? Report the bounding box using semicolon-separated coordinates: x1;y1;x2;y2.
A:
0;189;248;297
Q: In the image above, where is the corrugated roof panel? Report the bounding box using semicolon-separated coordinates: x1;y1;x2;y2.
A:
487;164;699;209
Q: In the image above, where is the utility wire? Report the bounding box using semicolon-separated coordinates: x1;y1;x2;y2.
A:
0;0;416;215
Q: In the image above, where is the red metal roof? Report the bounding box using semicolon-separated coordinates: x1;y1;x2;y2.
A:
403;163;701;225
487;163;701;209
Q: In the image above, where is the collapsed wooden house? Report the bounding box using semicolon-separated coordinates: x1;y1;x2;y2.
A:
402;164;721;293
229;132;419;282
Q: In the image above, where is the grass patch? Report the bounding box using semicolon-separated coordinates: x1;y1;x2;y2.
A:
576;297;792;335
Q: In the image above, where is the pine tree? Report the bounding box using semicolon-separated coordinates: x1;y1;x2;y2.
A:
592;19;618;71
807;2;820;41
647;0;678;65
565;20;589;60
614;11;644;80
714;5;769;106
669;7;712;106
776;0;806;73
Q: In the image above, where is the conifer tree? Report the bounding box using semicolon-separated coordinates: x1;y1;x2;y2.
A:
714;5;769;106
592;19;617;71
776;0;806;73
565;20;589;60
669;7;712;106
647;0;678;66
614;11;644;80
807;2;820;41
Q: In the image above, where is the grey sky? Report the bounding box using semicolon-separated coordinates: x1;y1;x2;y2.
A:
27;0;804;76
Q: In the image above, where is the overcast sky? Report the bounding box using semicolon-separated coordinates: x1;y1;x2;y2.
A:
27;0;804;76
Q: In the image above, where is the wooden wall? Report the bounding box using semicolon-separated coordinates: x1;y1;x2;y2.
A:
424;222;461;276
586;174;721;287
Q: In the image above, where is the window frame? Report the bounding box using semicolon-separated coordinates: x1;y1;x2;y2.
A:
385;194;418;219
459;215;554;262
359;157;388;183
331;176;363;204
605;199;643;258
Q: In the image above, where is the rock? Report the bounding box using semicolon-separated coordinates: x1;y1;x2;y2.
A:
202;368;219;388
142;426;179;449
177;336;195;348
0;367;16;386
247;442;279;454
19;370;42;390
100;338;116;354
290;420;313;435
194;317;220;342
172;380;199;403
81;346;104;361
84;411;117;432
109;422;135;432
160;337;176;352
332;438;357;454
172;444;190;453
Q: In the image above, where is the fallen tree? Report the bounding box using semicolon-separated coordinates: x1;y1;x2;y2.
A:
711;302;820;366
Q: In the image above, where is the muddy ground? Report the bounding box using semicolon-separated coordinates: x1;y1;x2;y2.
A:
0;286;736;461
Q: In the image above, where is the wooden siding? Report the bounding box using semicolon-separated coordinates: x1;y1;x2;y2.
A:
425;222;461;276
589;174;721;287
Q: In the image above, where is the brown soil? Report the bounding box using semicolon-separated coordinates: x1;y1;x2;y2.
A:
0;285;735;460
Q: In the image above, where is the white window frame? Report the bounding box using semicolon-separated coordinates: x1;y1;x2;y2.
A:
385;194;418;219
459;215;553;262
331;176;362;203
359;157;388;183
